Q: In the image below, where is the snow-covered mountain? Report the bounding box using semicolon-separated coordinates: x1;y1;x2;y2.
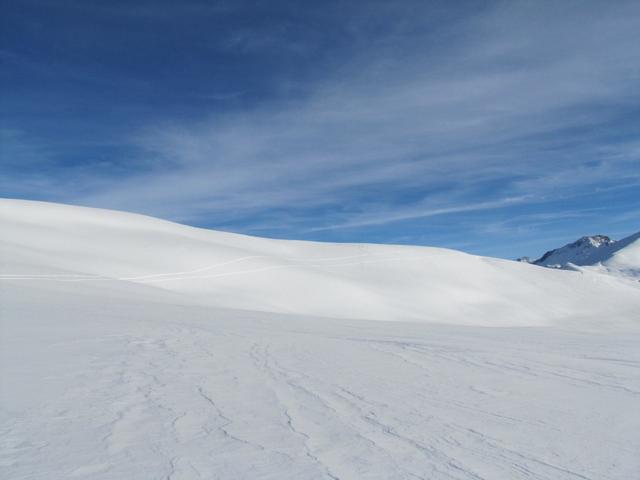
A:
530;232;640;279
2;199;640;480
533;235;615;266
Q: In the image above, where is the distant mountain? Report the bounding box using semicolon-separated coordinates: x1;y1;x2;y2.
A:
529;232;640;279
533;235;616;267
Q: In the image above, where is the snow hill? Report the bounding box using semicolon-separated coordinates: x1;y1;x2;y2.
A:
531;232;640;279
3;199;640;480
1;199;639;327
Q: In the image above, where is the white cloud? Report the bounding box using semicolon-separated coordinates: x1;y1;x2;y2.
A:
27;1;640;233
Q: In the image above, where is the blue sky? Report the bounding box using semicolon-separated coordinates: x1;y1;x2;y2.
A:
1;0;639;259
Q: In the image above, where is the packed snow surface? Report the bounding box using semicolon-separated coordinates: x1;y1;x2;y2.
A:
1;199;639;479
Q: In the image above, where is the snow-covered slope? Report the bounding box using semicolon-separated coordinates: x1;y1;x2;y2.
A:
1;199;639;327
532;232;640;279
2;199;640;479
602;231;640;277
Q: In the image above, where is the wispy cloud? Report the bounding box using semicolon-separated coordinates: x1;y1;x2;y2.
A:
308;197;533;232
3;1;640;255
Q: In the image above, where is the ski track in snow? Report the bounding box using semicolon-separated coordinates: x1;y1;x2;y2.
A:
2;307;639;480
0;251;441;283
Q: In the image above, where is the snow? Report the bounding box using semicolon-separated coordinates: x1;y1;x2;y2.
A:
533;233;640;280
533;235;616;267
597;231;640;278
1;199;640;479
2;199;639;327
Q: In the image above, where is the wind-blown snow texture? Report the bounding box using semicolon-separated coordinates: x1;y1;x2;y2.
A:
1;199;639;479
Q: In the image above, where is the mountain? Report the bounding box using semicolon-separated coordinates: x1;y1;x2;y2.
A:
533;235;615;266
2;199;640;480
531;232;640;279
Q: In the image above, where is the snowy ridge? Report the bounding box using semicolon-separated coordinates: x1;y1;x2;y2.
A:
533;235;615;267
1;199;639;327
531;232;640;280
